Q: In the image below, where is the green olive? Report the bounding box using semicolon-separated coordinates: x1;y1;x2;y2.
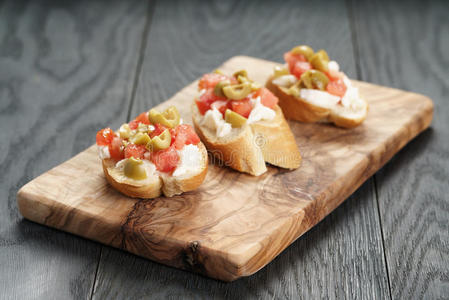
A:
151;129;171;151
213;79;231;97
287;85;301;98
310;50;329;72
233;70;248;79
124;157;147;180
119;123;131;139
130;132;151;145
237;75;250;84
316;49;329;61
291;45;314;60
299;70;329;90
214;69;224;75
225;109;247;128
148;106;180;128
222;82;252;100
273;66;289;78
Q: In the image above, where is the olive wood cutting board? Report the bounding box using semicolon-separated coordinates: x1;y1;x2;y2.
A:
17;56;434;281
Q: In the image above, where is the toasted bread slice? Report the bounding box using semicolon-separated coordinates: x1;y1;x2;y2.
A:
266;76;368;128
102;142;208;198
192;104;301;176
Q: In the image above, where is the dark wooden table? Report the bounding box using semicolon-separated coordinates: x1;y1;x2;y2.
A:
1;0;448;299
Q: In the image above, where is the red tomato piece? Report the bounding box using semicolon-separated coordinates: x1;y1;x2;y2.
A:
254;87;278;109
150;123;168;138
326;69;344;81
230;99;252;118
108;137;124;160
128;120;139;130
291;61;312;79
195;89;226;115
211;100;229;116
198;73;229;90
172;124;200;150
124;144;146;159
326;79;347;97
151;145;180;173
135;112;150;125
284;51;307;73
96;128;114;146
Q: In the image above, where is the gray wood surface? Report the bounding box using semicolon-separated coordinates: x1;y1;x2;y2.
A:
0;0;148;299
91;0;389;299
1;0;447;299
352;0;449;299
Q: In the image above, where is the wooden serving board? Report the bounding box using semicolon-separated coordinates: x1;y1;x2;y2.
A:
17;56;433;281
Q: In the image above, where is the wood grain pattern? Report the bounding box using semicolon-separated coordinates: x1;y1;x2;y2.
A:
0;0;149;298
17;56;433;282
352;0;449;298
98;0;390;297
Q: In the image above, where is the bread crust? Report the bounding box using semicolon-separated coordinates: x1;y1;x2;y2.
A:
102;142;208;199
192;103;301;176
265;76;367;128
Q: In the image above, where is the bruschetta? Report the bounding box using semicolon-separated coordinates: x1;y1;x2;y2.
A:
96;106;208;198
192;70;301;176
265;45;368;128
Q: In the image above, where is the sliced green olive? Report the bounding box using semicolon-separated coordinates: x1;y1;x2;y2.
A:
214;69;224;75
148;106;180;128
124;157;147;180
214;79;231;97
130;132;151;145
316;49;329;61
151;129;171;151
225;109;247;128
310;50;329;72
287;85;301;98
118;123;131;139
233;70;248;79
299;70;329;90
273;66;289;78
291;45;314;60
237;75;250;83
222;82;252;100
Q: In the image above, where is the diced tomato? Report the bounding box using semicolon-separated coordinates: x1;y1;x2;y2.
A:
109;137;124;160
151;145;180;173
230;99;252;118
326;69;344;81
326;79;347;97
211;100;229;116
171;124;200;150
134;112;150;125
291;61;312;79
150;123;168;138
124;144;146;159
96;128;114;146
128;120;139;130
254;87;278;109
284;51;307;73
195;89;227;115
198;73;229;90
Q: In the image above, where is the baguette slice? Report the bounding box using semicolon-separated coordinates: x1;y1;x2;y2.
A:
266;76;368;128
102;142;208;198
192;104;301;176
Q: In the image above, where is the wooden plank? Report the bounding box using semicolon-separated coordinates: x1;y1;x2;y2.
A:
0;0;148;298
93;0;390;297
17;55;433;283
351;0;449;298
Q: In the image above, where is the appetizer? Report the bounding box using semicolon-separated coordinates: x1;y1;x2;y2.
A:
192;70;301;176
266;45;368;128
96;106;208;198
